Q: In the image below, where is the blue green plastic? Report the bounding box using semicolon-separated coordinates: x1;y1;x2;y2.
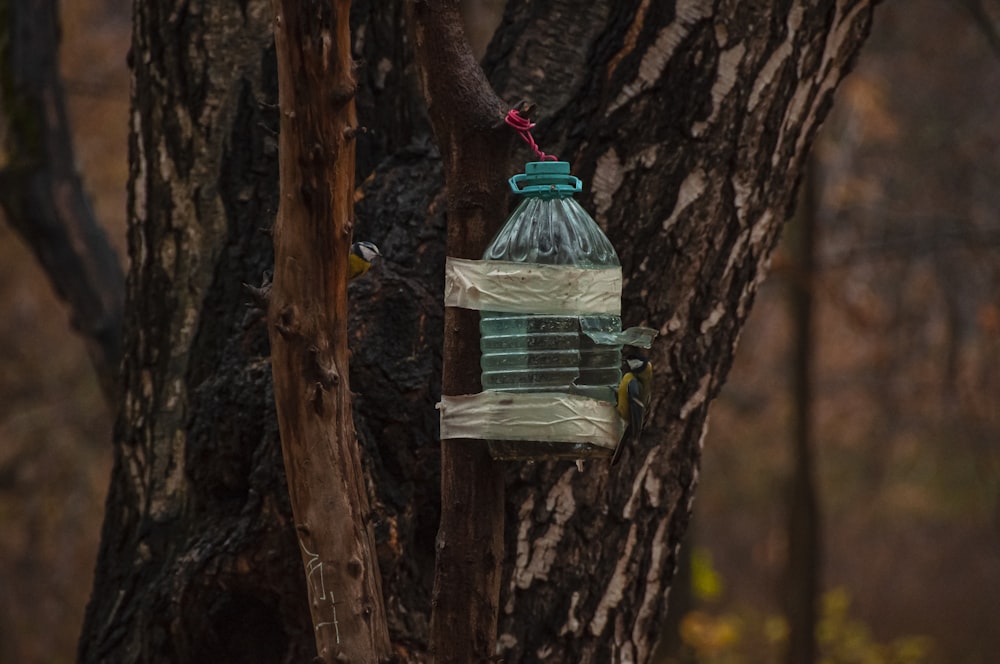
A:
509;161;582;196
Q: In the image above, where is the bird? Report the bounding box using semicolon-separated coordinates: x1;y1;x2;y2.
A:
611;355;653;466
348;241;381;281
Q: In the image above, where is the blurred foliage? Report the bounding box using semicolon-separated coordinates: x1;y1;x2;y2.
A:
691;547;724;602
668;552;935;664
672;595;935;664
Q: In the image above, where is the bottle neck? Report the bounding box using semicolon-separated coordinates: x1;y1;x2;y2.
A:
524;191;577;201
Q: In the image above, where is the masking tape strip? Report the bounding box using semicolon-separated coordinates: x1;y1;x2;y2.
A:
437;391;624;448
444;257;622;315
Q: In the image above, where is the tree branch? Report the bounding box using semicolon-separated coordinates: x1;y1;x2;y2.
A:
269;1;392;661
408;2;513;662
0;0;125;405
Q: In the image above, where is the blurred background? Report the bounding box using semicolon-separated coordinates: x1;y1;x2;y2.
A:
0;1;128;661
0;0;997;662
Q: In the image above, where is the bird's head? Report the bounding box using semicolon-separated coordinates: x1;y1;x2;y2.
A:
625;355;649;373
353;241;382;264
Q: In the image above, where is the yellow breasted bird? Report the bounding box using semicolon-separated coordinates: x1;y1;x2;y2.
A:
348;241;381;280
611;355;652;466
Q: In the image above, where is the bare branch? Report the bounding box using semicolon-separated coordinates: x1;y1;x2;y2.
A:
268;1;392;662
408;2;513;662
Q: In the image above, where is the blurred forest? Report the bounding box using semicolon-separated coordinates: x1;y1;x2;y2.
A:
0;1;997;663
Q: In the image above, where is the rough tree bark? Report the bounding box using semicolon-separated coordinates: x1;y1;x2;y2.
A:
268;1;392;662
75;1;876;662
0;0;124;404
77;2;316;661
483;2;874;661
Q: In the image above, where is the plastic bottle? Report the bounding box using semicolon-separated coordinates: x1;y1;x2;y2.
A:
480;161;622;460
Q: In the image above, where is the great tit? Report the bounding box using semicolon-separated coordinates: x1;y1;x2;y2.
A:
349;241;381;281
611;355;652;466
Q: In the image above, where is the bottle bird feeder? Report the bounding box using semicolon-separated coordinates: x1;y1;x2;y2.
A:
440;160;655;461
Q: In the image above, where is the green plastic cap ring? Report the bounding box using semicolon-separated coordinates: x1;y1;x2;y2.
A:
509;161;582;196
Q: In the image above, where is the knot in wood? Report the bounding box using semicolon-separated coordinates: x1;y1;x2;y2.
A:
343;125;367;140
274;304;300;339
329;81;358;108
347;558;363;578
309;345;340;389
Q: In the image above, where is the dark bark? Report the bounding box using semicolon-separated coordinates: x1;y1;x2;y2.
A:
407;4;511;662
268;1;391;661
78;2;315;662
483;2;873;661
0;0;124;405
350;0;429;176
76;1;876;662
350;147;447;663
654;528;695;662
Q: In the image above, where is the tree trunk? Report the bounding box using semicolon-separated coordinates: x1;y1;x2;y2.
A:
77;2;316;661
408;3;511;662
483;2;873;661
268;1;392;661
784;159;821;664
77;1;876;662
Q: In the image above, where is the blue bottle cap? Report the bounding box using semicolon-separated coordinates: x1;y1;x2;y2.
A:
509;161;583;196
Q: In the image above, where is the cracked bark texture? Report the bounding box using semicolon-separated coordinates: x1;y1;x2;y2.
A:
487;2;875;661
77;2;313;662
77;0;875;662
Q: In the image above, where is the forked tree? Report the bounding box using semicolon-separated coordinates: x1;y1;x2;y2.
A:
49;1;878;662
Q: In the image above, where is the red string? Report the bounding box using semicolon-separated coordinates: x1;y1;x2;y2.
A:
505;109;558;161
